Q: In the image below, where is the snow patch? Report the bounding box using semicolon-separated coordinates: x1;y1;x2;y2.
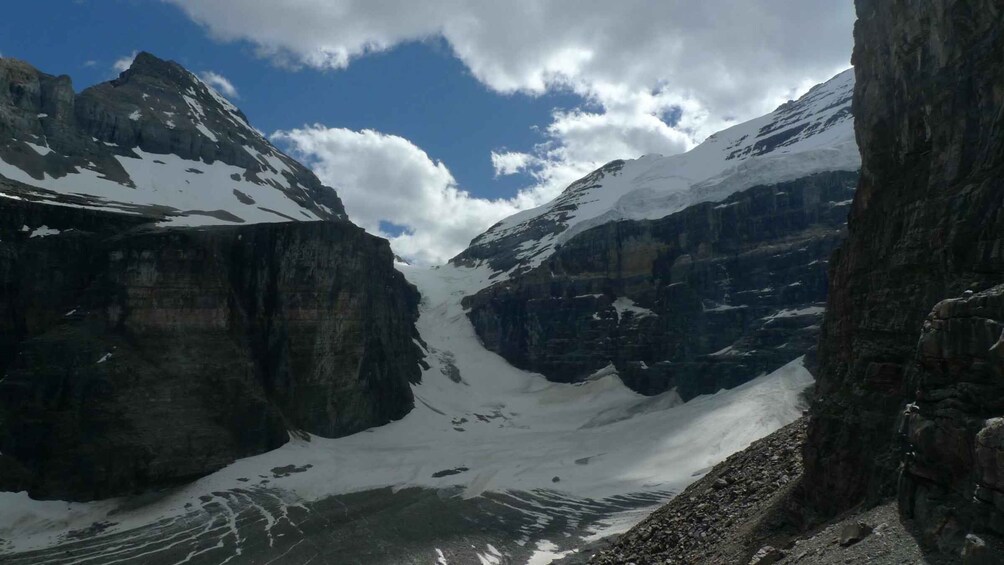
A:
24;141;52;156
28;226;60;238
527;540;577;564
763;306;826;321
612;297;655;321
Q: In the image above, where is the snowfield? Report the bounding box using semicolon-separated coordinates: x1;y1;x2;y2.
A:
0;263;813;564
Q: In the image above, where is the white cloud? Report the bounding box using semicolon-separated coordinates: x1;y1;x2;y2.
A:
83;60;97;67
274;126;536;265
198;70;240;99
112;51;137;73
491;151;535;177
165;1;852;123
170;1;854;261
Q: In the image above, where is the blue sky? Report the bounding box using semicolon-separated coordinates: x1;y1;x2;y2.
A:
0;0;581;201
0;0;854;263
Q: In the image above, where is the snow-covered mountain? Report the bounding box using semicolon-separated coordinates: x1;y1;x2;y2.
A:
0;52;345;225
454;68;857;279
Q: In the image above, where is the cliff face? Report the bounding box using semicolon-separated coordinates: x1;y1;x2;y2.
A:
465;171;856;397
901;285;1004;554
0;199;422;501
805;0;1004;547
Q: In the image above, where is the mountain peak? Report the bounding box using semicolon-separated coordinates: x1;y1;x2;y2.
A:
0;54;346;225
121;51;187;80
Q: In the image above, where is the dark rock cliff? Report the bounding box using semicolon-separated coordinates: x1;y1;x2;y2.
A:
465;170;856;397
0;188;422;502
804;0;1004;555
900;286;1004;555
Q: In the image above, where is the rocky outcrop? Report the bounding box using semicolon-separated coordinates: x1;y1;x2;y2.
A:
465;171;855;396
0;198;422;500
899;285;1004;556
804;0;1004;524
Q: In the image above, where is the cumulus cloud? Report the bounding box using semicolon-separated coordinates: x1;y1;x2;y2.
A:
491;151;535;177
274;126;535;265
112;50;137;73
165;1;852;122
198;70;240;99
170;1;854;261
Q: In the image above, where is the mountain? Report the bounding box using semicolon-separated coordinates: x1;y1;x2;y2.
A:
0;54;422;501
0;52;345;224
454;69;857;280
457;70;859;397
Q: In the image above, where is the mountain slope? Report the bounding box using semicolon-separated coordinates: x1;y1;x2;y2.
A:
0;52;345;224
454;69;857;280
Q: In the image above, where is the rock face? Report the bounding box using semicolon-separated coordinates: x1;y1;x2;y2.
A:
0;198;422;501
0;52;345;223
465;171;855;396
804;0;1004;525
899;286;1004;555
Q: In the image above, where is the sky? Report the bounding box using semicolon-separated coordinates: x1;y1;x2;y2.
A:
1;0;855;264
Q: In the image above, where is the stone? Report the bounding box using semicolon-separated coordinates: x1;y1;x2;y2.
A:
749;546;784;565
838;522;872;547
961;534;1000;565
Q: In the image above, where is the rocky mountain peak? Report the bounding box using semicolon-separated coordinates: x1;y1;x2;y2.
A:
86;51;259;152
0;52;345;225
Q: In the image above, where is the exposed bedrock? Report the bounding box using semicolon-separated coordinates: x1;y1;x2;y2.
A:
0;199;422;500
465;170;857;397
804;0;1004;526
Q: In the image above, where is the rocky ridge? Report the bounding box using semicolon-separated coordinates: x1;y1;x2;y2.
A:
0;52;345;224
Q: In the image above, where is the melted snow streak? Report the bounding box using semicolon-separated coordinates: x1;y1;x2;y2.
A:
0;263;812;564
463;69;857;280
0;487;672;565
